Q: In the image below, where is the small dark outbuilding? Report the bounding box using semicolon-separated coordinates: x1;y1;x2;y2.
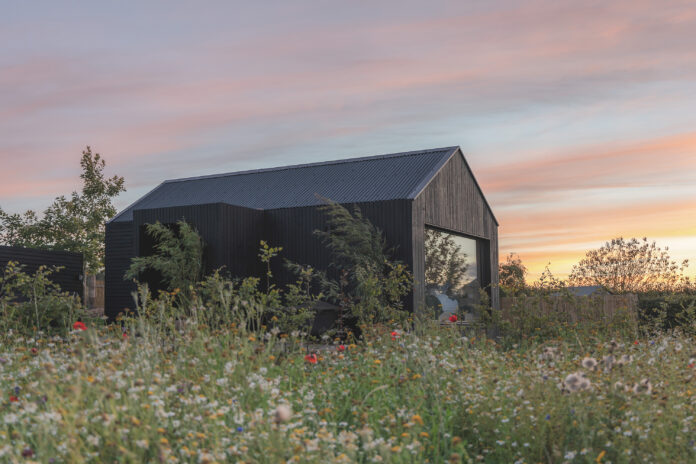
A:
0;246;84;297
105;146;499;322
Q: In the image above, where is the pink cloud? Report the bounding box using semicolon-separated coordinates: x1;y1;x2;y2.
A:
2;0;696;282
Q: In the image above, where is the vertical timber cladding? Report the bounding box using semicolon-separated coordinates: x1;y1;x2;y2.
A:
106;203;264;319
132;203;264;278
104;221;136;319
0;246;83;297
219;203;265;279
412;151;500;310
263;200;414;311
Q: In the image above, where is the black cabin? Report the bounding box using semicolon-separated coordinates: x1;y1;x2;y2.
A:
105;147;499;322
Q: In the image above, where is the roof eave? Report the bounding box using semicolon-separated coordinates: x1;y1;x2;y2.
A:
107;181;166;224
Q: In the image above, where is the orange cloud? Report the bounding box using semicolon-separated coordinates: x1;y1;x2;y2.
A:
2;0;696;281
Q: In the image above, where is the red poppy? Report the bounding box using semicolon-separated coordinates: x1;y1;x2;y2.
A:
391;331;400;341
304;354;318;364
448;314;458;323
73;321;87;331
9;395;18;402
689;363;695;369
337;345;346;352
122;332;129;340
634;340;639;345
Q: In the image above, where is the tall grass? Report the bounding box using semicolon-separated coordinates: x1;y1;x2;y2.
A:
1;305;694;463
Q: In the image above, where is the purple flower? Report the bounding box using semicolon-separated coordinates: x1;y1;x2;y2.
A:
545;414;551;420
236;426;244;432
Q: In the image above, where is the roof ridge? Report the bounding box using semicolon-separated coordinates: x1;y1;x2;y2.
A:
163;146;458;184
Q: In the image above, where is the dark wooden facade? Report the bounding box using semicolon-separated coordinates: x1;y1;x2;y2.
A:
106;203;265;317
105;201;414;317
263;200;413;289
105;147;499;319
0;246;83;297
412;153;499;310
105;221;136;315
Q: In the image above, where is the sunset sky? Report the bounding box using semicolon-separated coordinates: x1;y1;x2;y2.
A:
2;1;695;280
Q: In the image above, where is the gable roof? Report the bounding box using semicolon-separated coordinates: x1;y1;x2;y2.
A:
110;146;495;223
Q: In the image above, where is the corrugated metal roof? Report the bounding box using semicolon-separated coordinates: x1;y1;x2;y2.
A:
111;147;459;222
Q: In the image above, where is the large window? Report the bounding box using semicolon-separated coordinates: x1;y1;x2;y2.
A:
424;227;479;322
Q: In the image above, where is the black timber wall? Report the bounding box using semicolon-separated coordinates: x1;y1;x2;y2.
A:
412;152;500;310
220;204;265;279
106;203;264;318
0;246;83;297
263;199;414;311
106;199;413;317
105;221;136;318
132;203;264;277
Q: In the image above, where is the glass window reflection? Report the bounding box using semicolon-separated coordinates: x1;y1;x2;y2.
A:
424;227;479;322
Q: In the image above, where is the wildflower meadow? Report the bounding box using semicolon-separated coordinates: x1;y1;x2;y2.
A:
2;177;694;462
2;314;695;463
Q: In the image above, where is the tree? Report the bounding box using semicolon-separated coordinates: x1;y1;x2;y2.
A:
0;146;125;275
424;228;469;295
0;210;43;247
532;263;565;293
568;237;689;293
499;253;527;295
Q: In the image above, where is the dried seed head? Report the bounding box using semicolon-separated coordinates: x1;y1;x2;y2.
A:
274;404;292;423
581;357;598;370
541;346;559;361
633;378;652;395
602;355;615;373
562;372;590;393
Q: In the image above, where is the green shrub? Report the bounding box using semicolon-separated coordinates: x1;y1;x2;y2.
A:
124;240;318;337
308;199;413;329
125;220;205;309
477;289;639;347
0;260;85;333
638;293;696;334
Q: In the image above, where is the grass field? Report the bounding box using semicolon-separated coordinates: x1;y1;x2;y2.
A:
1;320;695;463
